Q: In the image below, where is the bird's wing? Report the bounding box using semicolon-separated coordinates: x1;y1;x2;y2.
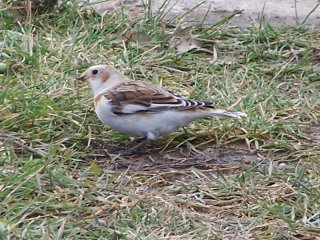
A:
102;81;215;115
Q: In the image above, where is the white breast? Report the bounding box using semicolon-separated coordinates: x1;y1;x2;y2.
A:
94;96;208;139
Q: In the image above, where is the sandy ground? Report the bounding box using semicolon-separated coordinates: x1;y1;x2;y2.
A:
85;0;320;28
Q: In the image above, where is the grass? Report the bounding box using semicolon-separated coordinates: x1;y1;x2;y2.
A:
0;1;320;239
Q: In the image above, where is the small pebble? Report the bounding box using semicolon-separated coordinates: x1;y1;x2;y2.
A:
278;162;286;170
0;63;7;73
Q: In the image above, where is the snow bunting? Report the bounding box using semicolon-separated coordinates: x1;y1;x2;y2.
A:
78;65;246;155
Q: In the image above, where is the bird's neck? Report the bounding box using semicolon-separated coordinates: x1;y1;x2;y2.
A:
91;75;129;97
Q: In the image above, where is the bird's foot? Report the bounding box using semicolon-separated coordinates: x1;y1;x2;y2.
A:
119;139;150;156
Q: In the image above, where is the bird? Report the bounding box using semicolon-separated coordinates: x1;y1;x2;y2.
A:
78;64;247;155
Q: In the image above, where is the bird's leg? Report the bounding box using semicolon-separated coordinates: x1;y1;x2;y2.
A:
119;138;150;156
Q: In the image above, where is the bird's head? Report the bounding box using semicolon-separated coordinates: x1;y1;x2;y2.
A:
78;64;127;95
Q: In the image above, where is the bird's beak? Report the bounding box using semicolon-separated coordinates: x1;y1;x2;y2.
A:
77;72;86;81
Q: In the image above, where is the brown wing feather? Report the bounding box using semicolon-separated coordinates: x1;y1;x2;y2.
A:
103;81;214;114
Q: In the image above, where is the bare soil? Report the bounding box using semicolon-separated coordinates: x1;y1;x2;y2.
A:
85;0;320;28
84;139;260;175
310;125;320;143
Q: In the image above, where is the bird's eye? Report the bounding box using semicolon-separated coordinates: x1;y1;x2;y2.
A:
92;69;99;75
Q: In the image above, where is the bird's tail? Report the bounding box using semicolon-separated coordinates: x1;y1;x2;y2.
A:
209;109;247;119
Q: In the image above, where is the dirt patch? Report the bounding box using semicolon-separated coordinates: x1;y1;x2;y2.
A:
312;47;320;62
83;140;260;174
81;0;320;28
309;125;320;142
3;1;319;28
